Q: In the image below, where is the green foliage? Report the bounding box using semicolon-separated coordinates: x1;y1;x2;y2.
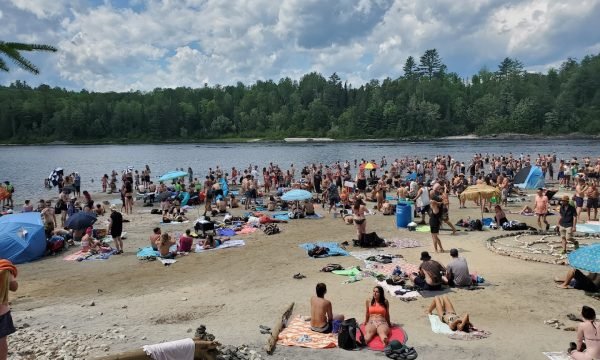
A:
0;50;599;143
0;41;57;74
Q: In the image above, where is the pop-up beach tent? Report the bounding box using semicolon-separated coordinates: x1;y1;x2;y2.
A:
0;212;46;264
513;166;545;189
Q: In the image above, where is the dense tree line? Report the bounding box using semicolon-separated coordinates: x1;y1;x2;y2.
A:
1;49;599;143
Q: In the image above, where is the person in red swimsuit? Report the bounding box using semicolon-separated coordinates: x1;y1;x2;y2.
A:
363;286;391;345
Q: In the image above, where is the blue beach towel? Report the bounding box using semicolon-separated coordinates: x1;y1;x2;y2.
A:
136;245;177;259
273;213;290;221
299;242;349;257
305;213;324;219
217;228;237;237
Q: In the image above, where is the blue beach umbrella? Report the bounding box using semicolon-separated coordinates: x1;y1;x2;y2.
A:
158;170;188;182
568;243;600;273
281;189;312;201
65;212;97;230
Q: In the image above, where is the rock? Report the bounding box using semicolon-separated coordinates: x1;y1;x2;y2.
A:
141;336;147;340
121;305;128;309
90;300;95;306
187;328;193;333
60;325;67;329
181;297;188;301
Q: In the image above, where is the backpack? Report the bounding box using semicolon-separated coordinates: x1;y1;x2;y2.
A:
337;318;365;350
263;223;280;235
469;219;483;231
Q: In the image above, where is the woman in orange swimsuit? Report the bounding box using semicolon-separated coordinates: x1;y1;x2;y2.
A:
364;286;391;345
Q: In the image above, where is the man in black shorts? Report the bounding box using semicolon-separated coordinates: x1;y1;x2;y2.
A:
410;252;446;291
556;268;600;291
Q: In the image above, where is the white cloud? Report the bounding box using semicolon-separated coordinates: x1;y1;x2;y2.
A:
1;0;599;91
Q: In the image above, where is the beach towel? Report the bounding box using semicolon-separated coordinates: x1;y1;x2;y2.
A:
236;226;257;235
332;267;361;276
143;338;194;360
277;316;337;349
416;225;430;232
273;213;290;221
378;281;421;301
299;242;349;257
216;228;236;237
576;223;600;234
160;220;190;224
386;238;423;249
63;248;117;261
305;213;324;219
428;314;491;340
542;352;571;360
137;246;161;259
357;324;407;351
195;240;246;253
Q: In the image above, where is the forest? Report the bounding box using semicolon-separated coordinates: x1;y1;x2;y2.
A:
0;49;599;143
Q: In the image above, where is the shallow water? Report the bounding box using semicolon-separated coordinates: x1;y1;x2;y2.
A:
1;139;598;204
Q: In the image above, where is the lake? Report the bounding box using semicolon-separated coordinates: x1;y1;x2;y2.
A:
1;139;599;204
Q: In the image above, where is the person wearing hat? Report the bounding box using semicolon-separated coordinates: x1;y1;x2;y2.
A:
108;205;124;254
557;195;578;254
446;249;472;287
409;251;445;291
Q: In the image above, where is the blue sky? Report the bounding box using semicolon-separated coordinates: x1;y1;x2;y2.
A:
1;0;599;92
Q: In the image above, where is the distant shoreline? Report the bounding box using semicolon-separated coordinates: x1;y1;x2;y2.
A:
0;133;598;146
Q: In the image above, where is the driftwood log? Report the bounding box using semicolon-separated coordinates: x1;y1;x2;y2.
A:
95;339;219;360
264;302;295;355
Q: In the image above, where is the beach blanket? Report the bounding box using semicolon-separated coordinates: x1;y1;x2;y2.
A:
136;245;177;259
416;225;430;232
378;280;421;301
387;237;423;249
305;213;324;219
273;213;290;221
277;316;337;349
299;242;349;257
428;315;491;340
332;267;361;276
236;226;257;235
542;352;571;360
64;248;117;261
195;240;245;253
357;324;407;351
160;220;190;224
576;223;600;234
216;228;236;237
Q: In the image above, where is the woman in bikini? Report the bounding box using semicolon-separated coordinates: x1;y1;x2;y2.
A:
353;198;367;244
364;286;391;345
569;305;600;360
426;295;473;332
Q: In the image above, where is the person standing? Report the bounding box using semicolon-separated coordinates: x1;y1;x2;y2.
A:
428;191;445;253
73;173;81;197
446;249;472;287
533;188;550;231
0;259;18;360
586;182;599;221
353;198;367;245
574;178;588;222
324;180;340;213
109;205;124;254
557;195;578;254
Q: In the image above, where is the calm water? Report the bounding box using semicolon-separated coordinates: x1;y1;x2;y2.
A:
1;140;599;204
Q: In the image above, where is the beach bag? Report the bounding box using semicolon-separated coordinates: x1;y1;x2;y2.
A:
47;236;65;254
263;223;280;235
338;318;365;350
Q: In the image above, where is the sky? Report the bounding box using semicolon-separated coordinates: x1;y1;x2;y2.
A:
1;0;600;92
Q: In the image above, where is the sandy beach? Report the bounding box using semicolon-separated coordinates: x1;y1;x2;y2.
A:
6;191;599;360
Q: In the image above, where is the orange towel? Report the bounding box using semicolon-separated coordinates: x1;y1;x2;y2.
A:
278;316;337;349
0;259;17;278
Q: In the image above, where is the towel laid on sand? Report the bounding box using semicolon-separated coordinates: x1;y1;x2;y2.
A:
305;213;324;219
143;338;194;360
160;220;190;225
273;213;290;221
195;240;246;253
64;248;117;261
278;316;337;349
542;352;571;360
136;245;177;259
216;228;236;237
357;324;408;351
236;226;257;235
428;314;491;340
576;223;600;234
299;242;349;257
378;281;421;301
387;238;423;248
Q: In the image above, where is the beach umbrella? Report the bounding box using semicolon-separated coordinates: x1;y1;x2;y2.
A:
156;191;173;202
364;162;377;170
158;170;188;182
459;184;501;219
281;189;312;202
65;212;97;230
568;243;600;273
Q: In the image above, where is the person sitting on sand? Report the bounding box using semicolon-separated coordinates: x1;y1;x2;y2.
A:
202;234;230;249
216;196;227;213
381;200;393;215
519;205;534;216
94;204;105;217
149;227;161;250
158;232;176;259
426;295;473;332
364;285;392;345
494;205;508;227
178;229;194;252
81;227;103;253
267;195;277;211
21;200;33;213
409;251;446;291
304;200;315;216
310;283;344;334
568;305;600;360
229;194;239;208
555;268;600;292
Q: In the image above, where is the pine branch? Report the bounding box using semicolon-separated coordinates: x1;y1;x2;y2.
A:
0;45;40;74
3;42;57;52
0;58;8;72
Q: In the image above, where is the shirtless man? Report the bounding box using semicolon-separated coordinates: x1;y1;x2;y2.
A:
574;178;588;221
149;227;161;250
586;183;599;221
41;201;57;228
310;283;344;333
533;188;550;231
